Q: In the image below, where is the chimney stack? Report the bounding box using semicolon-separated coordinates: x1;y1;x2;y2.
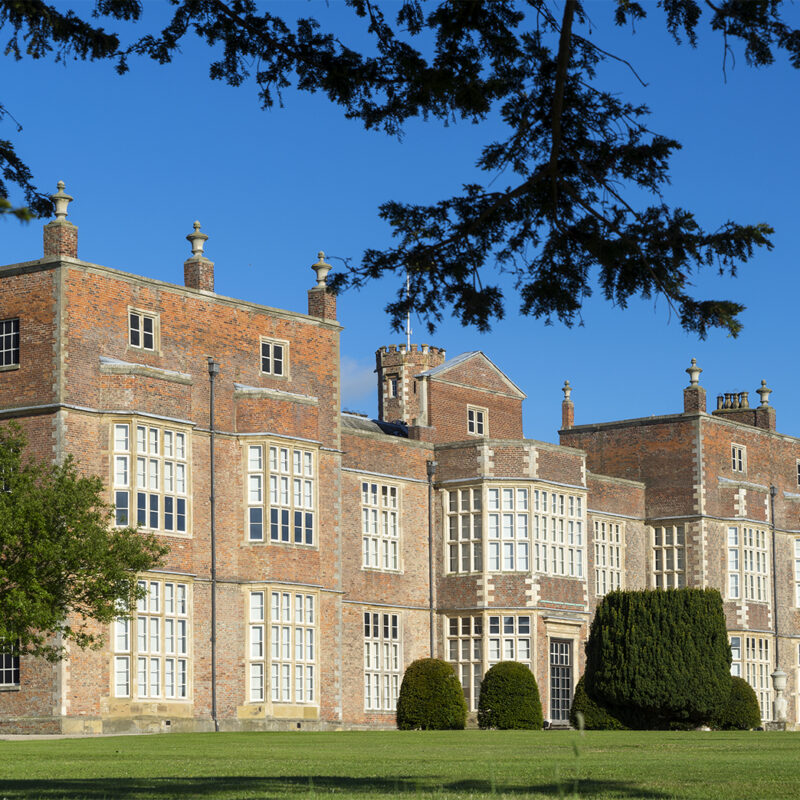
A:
683;358;706;413
561;380;574;429
307;251;337;321
184;221;214;292
43;181;78;258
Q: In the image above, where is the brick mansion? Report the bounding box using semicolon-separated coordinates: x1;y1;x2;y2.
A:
1;184;799;733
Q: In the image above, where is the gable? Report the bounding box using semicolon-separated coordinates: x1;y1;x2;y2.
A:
419;352;526;399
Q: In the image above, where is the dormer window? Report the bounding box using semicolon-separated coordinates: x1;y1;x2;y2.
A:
467;406;486;436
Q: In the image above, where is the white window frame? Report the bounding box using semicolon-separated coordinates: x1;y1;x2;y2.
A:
446;488;483;574
113;578;190;700
112;421;190;535
446;615;483;712
245;442;316;546
652;524;686;588
532;488;585;578
467;405;487;436
258;588;317;705
361;481;400;571
0;639;20;687
727;526;769;602
260;338;288;377
594;518;623;596
128;308;158;352
0;318;20;369
364;611;402;711
731;444;746;474
488;487;531;573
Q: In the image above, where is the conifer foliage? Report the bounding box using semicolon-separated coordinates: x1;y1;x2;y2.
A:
396;658;467;730
584;588;731;728
477;661;543;729
712;676;762;730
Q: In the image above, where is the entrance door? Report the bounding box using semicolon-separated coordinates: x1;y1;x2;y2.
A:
549;639;573;723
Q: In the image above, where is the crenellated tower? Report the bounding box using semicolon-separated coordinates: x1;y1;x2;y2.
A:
375;343;446;425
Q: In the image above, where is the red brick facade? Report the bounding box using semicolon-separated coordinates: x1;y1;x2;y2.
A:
0;200;795;732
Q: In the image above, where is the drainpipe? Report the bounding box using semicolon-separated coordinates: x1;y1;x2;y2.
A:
208;357;220;732
427;460;437;657
769;484;787;723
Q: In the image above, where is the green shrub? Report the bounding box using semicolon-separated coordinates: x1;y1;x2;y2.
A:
477;661;543;729
584;588;731;728
396;658;467;730
569;676;627;730
713;676;762;730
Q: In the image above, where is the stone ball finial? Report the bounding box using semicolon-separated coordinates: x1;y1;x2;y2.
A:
51;181;74;221
756;379;772;407
312;250;332;289
686;357;702;387
562;380;572;402
186;220;209;258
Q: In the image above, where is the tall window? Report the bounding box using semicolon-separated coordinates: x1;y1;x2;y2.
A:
728;526;769;601
114;579;190;699
362;482;400;570
594;519;623;596
0;639;20;687
731;444;746;473
248;589;315;704
447;616;483;711
113;422;188;534
745;636;770;721
447;488;482;573
467;406;486;436
364;611;401;711
488;487;530;572
533;489;584;578
0;318;19;367
129;310;157;351
260;339;287;376
247;444;315;545
652;525;685;588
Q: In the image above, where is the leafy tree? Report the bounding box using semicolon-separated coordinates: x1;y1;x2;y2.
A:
396;658;467;730
477;660;543;729
3;1;799;335
584;588;731;728
0;423;168;660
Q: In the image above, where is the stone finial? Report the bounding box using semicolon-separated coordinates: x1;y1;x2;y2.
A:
186;221;209;258
312;251;332;288
51;180;73;221
686;358;702;387
757;380;772;407
562;380;572;402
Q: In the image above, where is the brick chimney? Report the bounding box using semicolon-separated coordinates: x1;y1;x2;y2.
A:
561;380;574;429
184;221;214;292
683;358;706;413
43;181;78;258
307;251;337;321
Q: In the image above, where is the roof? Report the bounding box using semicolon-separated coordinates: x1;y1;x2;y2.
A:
340;413;408;438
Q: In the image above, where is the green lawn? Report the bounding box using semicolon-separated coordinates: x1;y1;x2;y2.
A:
1;729;798;799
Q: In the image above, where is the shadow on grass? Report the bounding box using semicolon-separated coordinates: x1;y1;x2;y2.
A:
0;775;672;799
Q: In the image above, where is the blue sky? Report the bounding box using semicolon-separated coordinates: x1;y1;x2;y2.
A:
3;1;799;443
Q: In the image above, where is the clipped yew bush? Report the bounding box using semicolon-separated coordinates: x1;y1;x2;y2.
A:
477;661;543;729
713;676;762;730
396;658;467;730
569;676;627;730
584;588;731;729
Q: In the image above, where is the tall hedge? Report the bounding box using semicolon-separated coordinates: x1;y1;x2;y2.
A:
396;658;467;730
584;588;731;728
477;661;543;729
569;676;627;730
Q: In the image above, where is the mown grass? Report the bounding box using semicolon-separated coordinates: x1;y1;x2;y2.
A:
1;729;799;799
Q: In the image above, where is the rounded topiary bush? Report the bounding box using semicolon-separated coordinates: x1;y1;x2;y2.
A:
712;676;762;730
396;658;467;730
478;661;543;729
569;676;627;730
